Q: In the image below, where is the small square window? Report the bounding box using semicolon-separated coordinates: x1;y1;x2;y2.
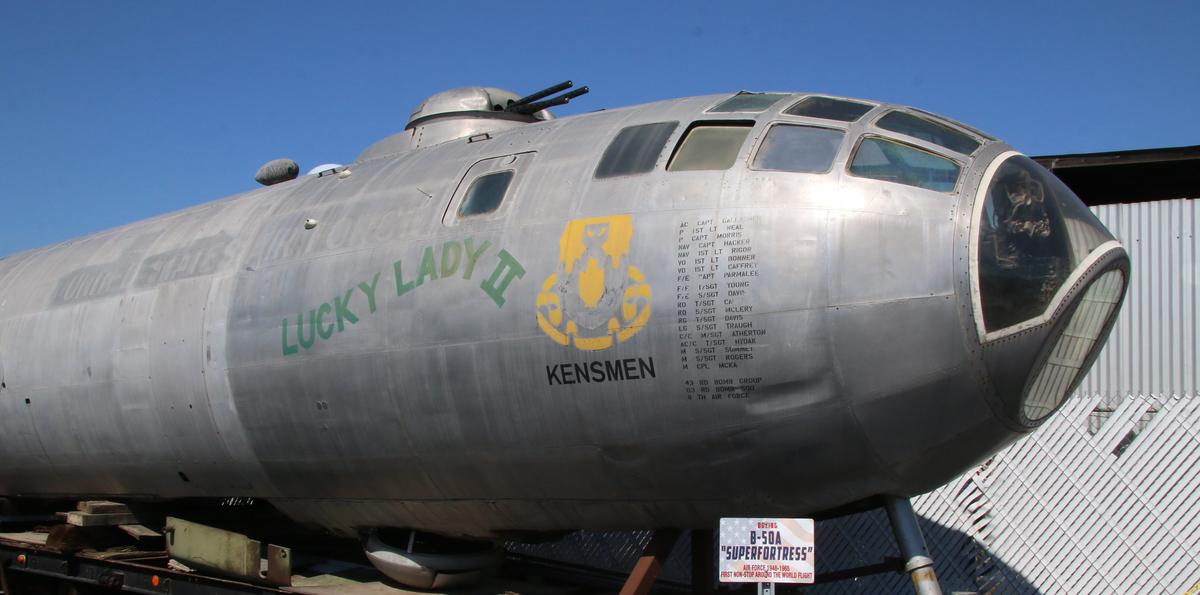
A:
708;93;789;113
458;171;513;217
783;96;875;122
594;122;679;179
667;124;752;172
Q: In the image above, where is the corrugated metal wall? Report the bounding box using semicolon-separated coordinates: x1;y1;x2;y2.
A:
1079;199;1198;403
818;395;1200;594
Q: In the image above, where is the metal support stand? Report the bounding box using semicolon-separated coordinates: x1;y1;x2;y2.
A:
884;496;943;595
757;582;775;595
619;528;681;595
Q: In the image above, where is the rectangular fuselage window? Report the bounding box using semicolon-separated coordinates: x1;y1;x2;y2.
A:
667;123;753;172
594;121;679;179
751;124;844;174
849;136;960;192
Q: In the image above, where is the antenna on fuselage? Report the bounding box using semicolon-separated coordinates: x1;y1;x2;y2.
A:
504;80;590;115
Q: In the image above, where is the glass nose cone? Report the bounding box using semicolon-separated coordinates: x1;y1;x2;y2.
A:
976;155;1117;334
973;153;1129;428
1022;268;1125;422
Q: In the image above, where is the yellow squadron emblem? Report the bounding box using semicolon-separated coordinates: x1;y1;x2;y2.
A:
536;215;652;350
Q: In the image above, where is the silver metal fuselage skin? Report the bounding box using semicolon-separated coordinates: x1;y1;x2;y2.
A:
0;93;1124;537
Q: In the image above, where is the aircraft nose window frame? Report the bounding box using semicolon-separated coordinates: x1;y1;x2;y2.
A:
1021;268;1126;423
666;121;755;172
706;92;789;113
847;135;962;192
876;110;982;156
969;150;1123;341
749;123;845;174
783;96;876;122
913;107;996;142
594;121;680;179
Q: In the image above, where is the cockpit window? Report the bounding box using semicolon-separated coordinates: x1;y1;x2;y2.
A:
458;171;513;217
914;108;995;141
667;123;753;172
783;96;875;122
751;124;843;173
877;111;981;155
594;121;679;179
708;93;789;113
849;136;960;192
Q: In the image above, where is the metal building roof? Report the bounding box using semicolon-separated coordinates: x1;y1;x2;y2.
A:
1034;145;1200;206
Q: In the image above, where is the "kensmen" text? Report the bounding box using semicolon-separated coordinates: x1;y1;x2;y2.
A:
546;357;656;386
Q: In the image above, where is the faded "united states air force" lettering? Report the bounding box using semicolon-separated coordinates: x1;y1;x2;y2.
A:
282;238;525;355
546;357;656;386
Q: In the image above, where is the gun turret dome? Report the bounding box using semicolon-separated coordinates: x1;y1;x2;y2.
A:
405;87;551;128
358;81;588;161
397;87;552;151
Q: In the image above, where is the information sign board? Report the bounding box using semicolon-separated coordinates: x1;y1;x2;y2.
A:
718;517;815;584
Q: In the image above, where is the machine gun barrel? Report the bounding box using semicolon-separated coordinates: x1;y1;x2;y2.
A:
506;80;574;110
509;86;590;115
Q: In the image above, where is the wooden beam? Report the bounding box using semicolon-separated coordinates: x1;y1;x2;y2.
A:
77;501;130;515
65;512;139;527
118;524;162;540
619;528;681;595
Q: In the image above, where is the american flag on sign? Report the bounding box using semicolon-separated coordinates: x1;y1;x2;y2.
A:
718;517;815;584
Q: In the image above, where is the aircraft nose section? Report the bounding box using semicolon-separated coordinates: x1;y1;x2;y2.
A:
971;152;1129;429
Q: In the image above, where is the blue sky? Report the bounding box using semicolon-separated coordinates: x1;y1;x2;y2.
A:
1;0;1196;256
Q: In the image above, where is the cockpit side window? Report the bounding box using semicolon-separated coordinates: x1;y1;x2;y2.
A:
707;92;789;113
751;124;844;174
783;96;875;122
877;111;981;155
458;171;513;217
667;123;753;172
594;121;679;179
849;136;960;192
